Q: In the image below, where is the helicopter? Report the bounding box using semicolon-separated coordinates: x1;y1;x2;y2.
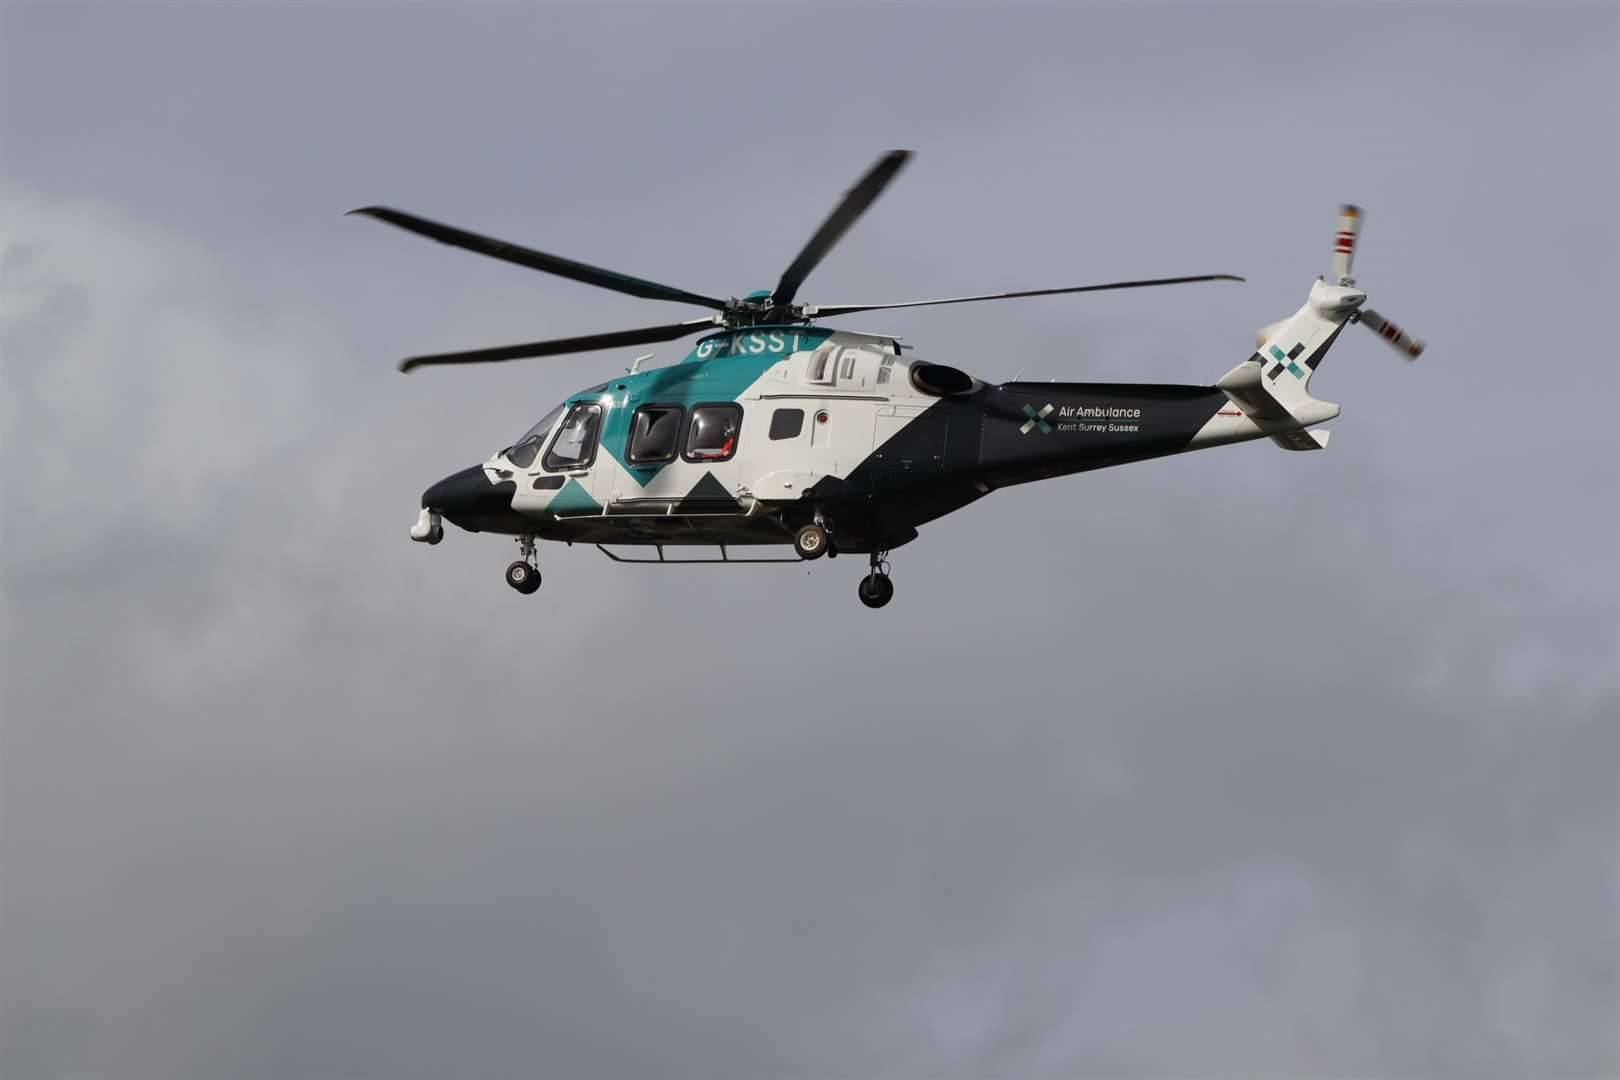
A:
353;151;1423;608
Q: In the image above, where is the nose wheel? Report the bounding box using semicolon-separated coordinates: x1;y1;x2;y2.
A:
506;536;541;595
857;551;894;609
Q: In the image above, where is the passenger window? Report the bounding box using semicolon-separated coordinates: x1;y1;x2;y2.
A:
543;403;602;471
627;405;683;464
769;408;804;441
684;404;743;462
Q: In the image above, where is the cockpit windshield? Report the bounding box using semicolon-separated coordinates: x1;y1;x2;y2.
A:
503;405;562;469
501;384;608;469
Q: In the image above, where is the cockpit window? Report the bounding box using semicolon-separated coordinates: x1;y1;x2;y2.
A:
504;404;565;469
505;436;543;469
683;403;742;462
543;403;603;471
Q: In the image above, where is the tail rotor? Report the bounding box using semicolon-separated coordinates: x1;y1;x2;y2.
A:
1329;204;1427;361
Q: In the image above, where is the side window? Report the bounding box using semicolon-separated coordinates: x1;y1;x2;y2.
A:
684;404;743;462
769;407;804;441
627;405;683;464
543;403;602;471
806;344;836;385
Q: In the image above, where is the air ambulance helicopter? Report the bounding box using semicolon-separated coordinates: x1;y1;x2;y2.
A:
353;151;1423;608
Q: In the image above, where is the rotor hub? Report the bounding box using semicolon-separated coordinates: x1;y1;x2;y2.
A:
722;296;809;329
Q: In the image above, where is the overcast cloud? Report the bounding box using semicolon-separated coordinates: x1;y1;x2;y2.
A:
2;3;1616;1078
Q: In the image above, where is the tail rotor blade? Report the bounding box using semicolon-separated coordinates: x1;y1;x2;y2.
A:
1359;308;1425;360
1331;204;1362;284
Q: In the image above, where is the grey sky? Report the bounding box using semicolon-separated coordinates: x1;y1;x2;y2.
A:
2;3;1616;1078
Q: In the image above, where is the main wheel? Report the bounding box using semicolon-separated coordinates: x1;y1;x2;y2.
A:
505;560;540;593
857;573;894;609
794;523;829;560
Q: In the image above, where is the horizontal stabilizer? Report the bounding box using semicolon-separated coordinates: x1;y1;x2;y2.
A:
1270;427;1331;452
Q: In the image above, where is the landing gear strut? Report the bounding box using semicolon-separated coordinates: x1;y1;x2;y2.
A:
506;536;541;595
858;550;893;609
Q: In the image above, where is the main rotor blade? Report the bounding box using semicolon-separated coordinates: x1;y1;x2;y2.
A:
349;207;729;311
805;274;1246;319
772;150;912;307
397;317;719;373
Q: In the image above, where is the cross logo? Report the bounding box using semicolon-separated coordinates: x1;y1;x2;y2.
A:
1020;402;1054;435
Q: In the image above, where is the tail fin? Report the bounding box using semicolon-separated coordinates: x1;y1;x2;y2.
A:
1217;278;1365;447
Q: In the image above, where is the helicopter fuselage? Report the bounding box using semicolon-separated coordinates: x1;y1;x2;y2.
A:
418;325;1292;555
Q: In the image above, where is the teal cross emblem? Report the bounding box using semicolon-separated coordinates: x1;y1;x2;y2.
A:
1270;343;1306;380
1020;403;1054;434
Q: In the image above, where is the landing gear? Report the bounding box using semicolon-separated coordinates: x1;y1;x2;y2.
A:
506;536;541;595
794;523;829;560
506;561;541;594
858;550;893;609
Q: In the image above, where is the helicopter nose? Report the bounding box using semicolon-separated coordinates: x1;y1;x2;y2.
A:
421;465;514;519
